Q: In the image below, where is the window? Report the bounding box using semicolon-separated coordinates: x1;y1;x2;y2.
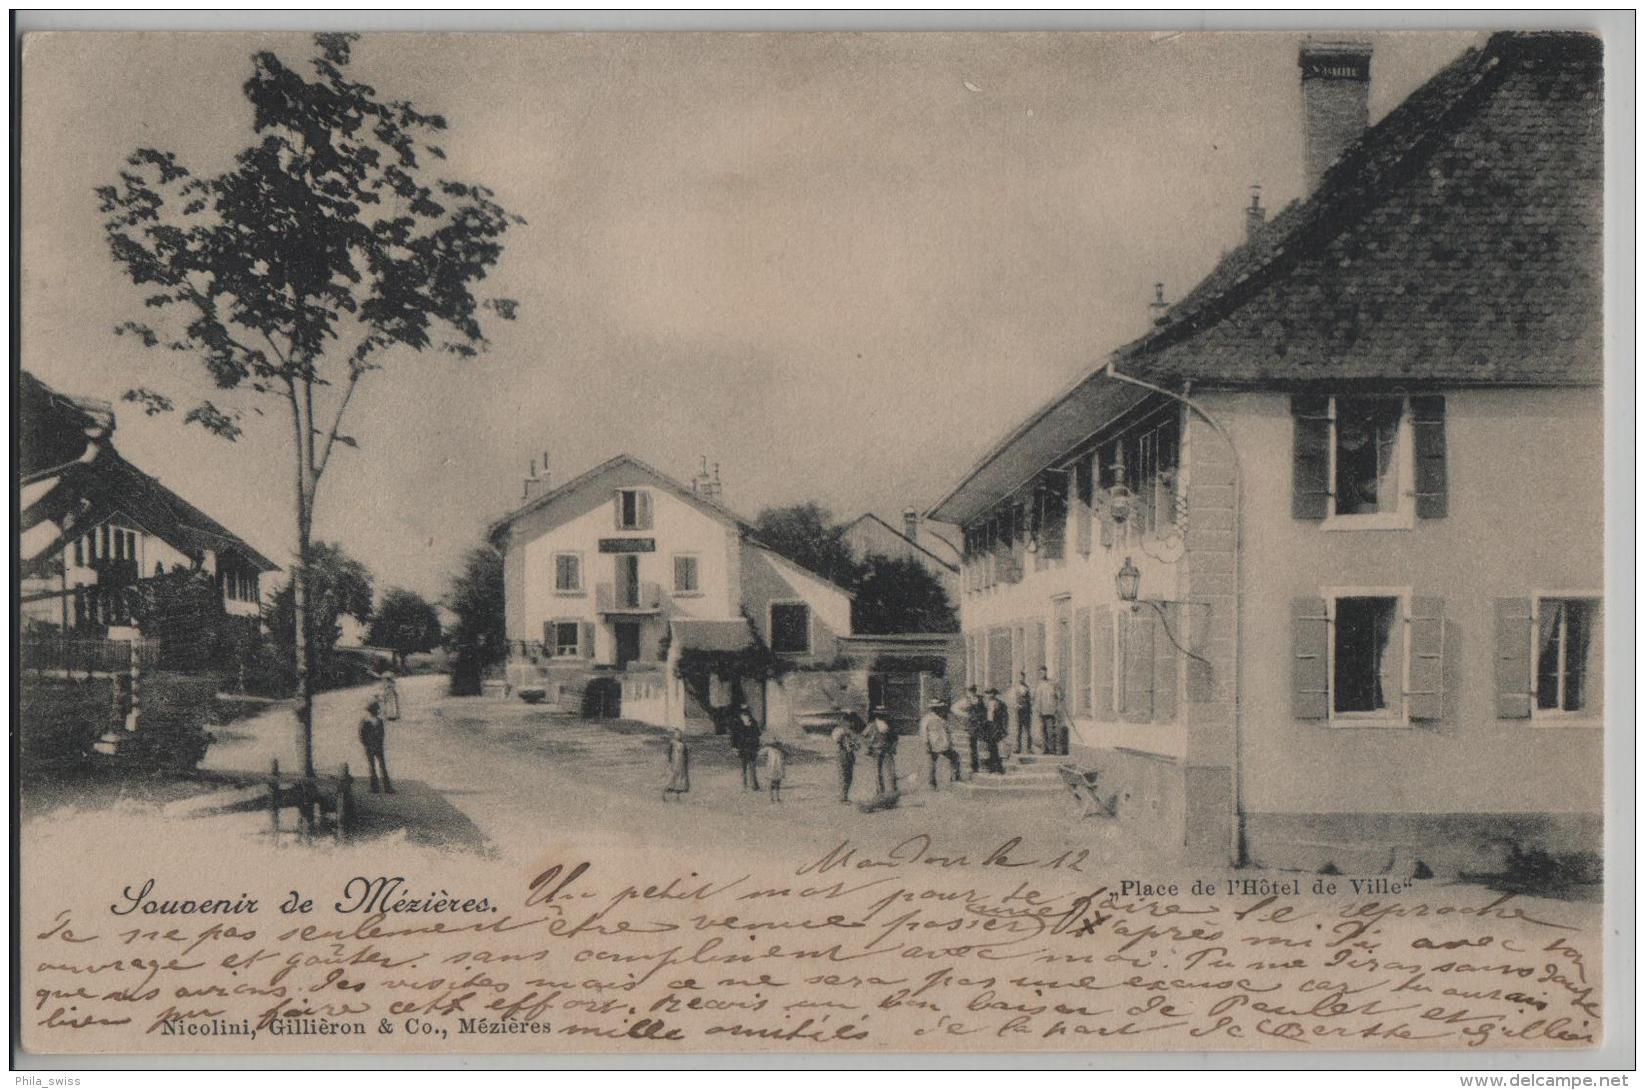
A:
553;621;581;658
614;489;652;531
1535;597;1601;716
770;602;811;655
1332;596;1401;714
673;554;700;594
1098;409;1181;540
1333;398;1405;516
554;552;582;592
1292;396;1447;527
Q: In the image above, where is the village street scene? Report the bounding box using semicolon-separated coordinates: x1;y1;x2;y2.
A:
18;28;1605;901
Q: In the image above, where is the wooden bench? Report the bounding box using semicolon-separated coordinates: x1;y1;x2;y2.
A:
1059;765;1113;818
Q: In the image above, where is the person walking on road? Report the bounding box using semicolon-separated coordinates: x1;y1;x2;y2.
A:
732;705;763;791
831;713;862;804
1035;666;1065;756
664;727;691;802
358;698;393;794
981;688;1009;775
1010;671;1035;755
955;684;986;774
865;706;899;797
920;698;963;789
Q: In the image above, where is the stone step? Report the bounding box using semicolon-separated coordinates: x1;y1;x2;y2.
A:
954;778;1066;797
1013;753;1076;766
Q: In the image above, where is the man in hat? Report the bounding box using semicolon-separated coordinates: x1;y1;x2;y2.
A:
358;697;392;794
954;684;987;774
919;698;963;789
981;687;1009;775
864;705;899;796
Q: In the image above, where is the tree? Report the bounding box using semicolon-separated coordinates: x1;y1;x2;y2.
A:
444;543;504;696
265;540;375;689
367;587;442;669
752;503;862;587
850;554;959;635
98;34;522;777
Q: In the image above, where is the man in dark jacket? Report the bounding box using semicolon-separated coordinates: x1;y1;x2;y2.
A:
981;688;1008;775
955;684;987;774
731;705;762;790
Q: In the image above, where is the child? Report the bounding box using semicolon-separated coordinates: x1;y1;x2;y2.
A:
664;728;690;802
760;738;788;803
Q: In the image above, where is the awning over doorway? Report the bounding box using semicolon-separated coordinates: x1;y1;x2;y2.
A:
669;618;756;653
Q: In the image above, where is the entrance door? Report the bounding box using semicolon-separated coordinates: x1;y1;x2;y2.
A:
614;621;642;669
616;554;640;608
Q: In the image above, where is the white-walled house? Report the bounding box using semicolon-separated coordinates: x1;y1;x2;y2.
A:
488;454;853;727
929;34;1603;871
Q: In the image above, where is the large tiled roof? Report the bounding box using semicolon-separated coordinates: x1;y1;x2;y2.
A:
1121;31;1603;387
929;31;1604;525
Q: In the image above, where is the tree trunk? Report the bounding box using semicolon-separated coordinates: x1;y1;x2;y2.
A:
293;524;314;779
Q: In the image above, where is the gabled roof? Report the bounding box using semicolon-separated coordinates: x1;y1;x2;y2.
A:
487;453;758;543
930;31;1602;526
21;444;279;576
843;512;961;573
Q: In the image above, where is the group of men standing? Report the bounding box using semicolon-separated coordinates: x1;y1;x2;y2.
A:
914;665;1065;789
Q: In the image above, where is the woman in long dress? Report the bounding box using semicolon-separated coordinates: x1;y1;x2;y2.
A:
664;728;690;801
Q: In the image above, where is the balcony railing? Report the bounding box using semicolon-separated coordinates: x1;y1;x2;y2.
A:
596;581;664;614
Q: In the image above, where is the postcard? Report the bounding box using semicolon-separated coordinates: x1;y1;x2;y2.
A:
15;25;1616;1060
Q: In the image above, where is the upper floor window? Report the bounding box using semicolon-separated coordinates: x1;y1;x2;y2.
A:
554;552;582;592
770;601;811;655
673;554;700;593
1535;597;1601;717
614;489;653;531
1293;395;1448;525
1098;408;1181;541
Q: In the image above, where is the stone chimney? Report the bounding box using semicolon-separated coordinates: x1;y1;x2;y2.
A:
1245;184;1266;243
522;452;550;502
1299;40;1372;190
903;507;920;542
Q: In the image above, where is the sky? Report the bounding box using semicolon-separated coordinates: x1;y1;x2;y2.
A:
20;30;1488;604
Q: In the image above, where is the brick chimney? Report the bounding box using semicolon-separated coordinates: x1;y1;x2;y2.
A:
1299;40;1372;189
903;507;920;542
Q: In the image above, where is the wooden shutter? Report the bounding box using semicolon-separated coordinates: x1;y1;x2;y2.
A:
1093;605;1115;721
1032;620;1047;678
1120;611;1154;723
1493;597;1533;718
1073;606;1092;716
613;492;624;529
580;621;596;659
1378;601;1404;718
543;620;555;657
1411;396;1448;519
636;490;654;530
1291;597;1331;719
1292;396;1332;520
1152;603;1178;723
1407;596;1445;720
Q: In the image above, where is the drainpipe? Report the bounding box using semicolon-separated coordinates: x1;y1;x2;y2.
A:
1104;361;1247;867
